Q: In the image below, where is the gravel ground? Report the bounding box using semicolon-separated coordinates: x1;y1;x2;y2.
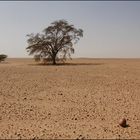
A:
0;58;140;139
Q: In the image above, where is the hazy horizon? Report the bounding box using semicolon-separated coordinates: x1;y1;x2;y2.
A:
0;1;140;58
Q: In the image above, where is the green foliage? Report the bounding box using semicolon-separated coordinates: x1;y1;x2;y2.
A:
0;54;7;62
26;19;83;65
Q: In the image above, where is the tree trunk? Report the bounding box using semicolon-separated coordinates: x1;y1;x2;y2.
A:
52;55;56;65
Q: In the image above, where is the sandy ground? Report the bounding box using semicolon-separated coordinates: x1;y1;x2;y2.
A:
0;58;140;139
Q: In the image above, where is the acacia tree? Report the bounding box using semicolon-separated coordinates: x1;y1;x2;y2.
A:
0;54;7;62
26;19;83;65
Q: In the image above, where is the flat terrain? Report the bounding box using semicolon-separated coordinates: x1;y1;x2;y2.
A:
0;58;140;139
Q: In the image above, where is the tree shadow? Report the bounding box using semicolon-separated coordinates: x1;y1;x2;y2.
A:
28;62;104;67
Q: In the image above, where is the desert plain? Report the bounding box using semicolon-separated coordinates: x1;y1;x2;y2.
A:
0;58;140;139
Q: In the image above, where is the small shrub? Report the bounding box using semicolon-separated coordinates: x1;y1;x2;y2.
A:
34;55;41;62
0;54;7;62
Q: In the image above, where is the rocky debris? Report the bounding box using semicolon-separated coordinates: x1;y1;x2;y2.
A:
119;118;127;127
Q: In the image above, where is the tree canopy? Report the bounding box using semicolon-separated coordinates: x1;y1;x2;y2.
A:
26;19;83;65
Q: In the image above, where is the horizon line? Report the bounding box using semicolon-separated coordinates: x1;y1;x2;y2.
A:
7;57;140;59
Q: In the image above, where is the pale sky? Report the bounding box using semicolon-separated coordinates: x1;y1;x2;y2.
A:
0;1;140;58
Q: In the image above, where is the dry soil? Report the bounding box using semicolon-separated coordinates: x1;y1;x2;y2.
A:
0;58;140;139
